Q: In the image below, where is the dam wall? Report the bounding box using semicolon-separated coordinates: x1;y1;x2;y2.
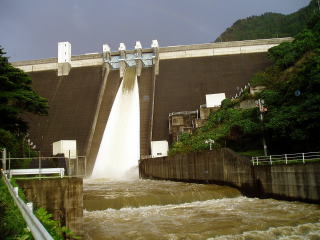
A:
12;38;292;174
16;178;83;236
139;149;320;203
23;66;104;158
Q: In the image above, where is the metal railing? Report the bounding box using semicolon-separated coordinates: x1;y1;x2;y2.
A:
2;154;87;178
251;151;320;166
1;170;54;240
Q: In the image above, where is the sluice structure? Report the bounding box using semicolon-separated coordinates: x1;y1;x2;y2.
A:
13;38;292;174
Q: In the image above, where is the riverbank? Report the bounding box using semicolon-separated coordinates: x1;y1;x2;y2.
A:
139;148;320;203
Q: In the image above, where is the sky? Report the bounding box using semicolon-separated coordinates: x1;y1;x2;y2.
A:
0;0;310;61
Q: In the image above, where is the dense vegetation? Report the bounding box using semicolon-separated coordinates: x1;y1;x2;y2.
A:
0;178;27;239
170;14;320;156
0;47;48;157
0;178;77;239
215;0;318;42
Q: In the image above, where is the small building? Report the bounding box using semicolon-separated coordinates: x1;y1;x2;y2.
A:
168;93;226;144
52;140;77;158
168;111;198;144
151;141;169;158
194;104;220;128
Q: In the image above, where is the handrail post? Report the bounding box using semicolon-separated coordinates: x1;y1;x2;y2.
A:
285;154;287;164
38;151;41;179
14;187;19;197
76;155;79;176
257;157;259;166
269;155;272;165
84;156;87;177
8;152;11;178
26;202;33;212
302;153;305;164
2;148;6;171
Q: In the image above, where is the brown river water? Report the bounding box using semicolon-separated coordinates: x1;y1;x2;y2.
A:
83;179;320;240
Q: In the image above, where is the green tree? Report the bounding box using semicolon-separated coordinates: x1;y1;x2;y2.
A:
0;47;48;157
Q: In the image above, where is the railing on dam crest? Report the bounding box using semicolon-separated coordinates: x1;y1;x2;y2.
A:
251;151;320;166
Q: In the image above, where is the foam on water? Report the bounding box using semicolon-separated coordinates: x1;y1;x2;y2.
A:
83;180;320;240
209;222;320;240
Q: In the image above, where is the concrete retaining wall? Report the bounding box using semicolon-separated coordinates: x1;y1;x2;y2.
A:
17;178;83;236
139;149;320;203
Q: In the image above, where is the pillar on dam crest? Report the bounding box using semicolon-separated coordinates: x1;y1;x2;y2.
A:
57;42;71;76
119;43;127;79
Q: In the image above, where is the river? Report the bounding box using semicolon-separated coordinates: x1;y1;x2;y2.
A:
83;179;320;240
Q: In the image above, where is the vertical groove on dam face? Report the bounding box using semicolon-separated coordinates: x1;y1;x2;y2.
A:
25;66;103;157
138;68;154;156
152;53;271;141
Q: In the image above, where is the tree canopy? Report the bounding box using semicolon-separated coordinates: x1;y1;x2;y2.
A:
0;47;48;156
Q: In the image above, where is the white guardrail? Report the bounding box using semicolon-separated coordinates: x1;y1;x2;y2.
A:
1;170;54;240
6;168;65;178
251;151;320;166
2;155;87;178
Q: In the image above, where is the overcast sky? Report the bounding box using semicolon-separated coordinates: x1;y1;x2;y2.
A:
1;0;310;61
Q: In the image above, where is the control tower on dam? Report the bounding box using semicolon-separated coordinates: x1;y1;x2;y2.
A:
12;38;292;174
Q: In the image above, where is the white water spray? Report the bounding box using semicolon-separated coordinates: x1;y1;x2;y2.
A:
92;67;140;179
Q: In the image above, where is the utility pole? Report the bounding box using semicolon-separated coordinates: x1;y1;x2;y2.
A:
256;99;268;156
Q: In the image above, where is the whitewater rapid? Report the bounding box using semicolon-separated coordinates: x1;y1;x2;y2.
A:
83;179;320;240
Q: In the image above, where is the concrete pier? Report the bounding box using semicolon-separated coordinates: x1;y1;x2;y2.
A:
17;178;83;237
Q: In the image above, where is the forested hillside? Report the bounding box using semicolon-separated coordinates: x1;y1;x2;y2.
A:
215;0;318;42
170;14;320;156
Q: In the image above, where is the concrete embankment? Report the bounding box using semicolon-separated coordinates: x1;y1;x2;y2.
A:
17;178;83;236
139;148;320;203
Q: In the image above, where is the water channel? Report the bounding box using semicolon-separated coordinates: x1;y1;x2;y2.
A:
83;178;320;240
87;67;320;239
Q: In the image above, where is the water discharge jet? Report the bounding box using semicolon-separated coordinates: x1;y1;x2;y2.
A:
92;67;140;179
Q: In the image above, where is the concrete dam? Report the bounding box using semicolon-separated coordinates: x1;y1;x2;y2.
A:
12;38;320;239
13;38;291;174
